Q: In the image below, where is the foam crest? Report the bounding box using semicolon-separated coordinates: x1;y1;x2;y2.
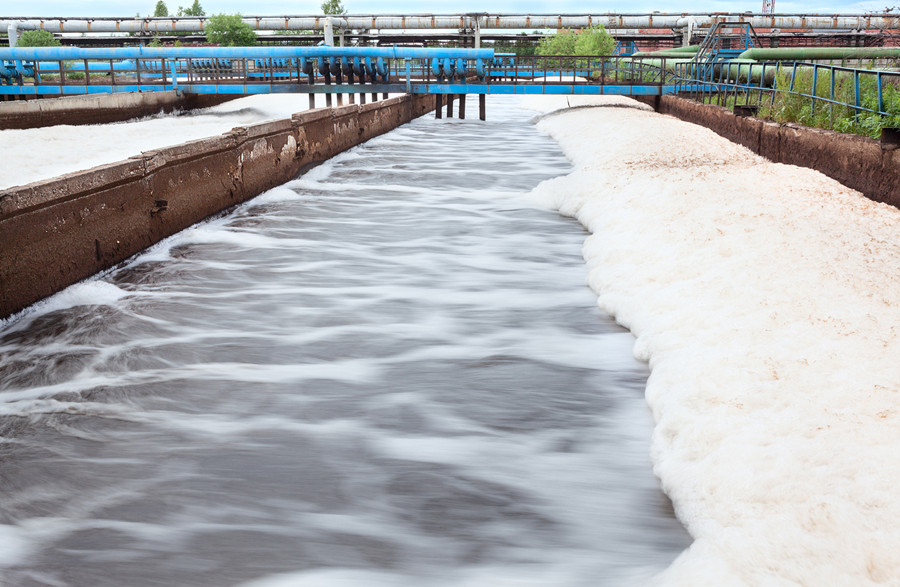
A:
527;95;900;585
1;280;129;331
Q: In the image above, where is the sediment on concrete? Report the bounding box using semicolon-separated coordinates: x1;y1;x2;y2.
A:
0;93;436;319
0;91;237;129
634;95;900;210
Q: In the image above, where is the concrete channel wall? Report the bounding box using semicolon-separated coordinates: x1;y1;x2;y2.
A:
0;91;237;129
636;95;900;210
0;93;436;319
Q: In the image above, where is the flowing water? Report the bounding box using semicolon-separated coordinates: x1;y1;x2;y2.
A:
0;96;689;586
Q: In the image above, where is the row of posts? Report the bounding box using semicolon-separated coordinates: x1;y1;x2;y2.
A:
309;91;390;109
435;94;487;121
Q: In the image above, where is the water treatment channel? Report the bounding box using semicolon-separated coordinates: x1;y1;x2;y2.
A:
0;96;690;586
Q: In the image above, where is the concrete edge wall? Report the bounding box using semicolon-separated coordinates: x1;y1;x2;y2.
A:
0;91;238;129
634;95;900;210
0;93;436;319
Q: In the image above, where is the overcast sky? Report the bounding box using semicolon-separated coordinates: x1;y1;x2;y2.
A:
4;0;896;17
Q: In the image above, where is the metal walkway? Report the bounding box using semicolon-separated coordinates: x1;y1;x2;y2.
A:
0;46;674;99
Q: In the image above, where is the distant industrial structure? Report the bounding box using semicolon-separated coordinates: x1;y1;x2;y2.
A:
3;13;899;52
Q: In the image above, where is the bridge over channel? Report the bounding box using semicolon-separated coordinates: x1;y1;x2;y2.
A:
3;24;900;124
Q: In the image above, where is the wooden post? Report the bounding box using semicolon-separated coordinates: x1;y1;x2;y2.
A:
458;94;466;119
435;94;443;119
447;93;454;118
479;94;486;121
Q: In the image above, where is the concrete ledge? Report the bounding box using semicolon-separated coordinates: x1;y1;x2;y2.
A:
0;91;237;129
0;93;436;319
635;95;900;210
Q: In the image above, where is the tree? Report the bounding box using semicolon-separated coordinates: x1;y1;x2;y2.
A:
321;0;346;15
16;29;61;47
536;29;576;56
205;13;256;46
573;26;615;56
537;25;614;56
178;0;205;16
154;1;169;17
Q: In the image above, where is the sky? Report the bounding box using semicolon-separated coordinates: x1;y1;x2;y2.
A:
2;0;895;18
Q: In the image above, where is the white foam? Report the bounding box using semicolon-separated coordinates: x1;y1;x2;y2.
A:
0;524;33;567
522;96;900;585
1;280;129;331
0;94;332;190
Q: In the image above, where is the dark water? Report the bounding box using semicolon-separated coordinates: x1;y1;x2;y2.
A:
0;96;689;586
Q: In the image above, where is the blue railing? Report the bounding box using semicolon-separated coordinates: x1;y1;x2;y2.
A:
671;59;900;121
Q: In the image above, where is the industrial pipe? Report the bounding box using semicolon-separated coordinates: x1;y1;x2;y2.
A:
0;46;494;61
632;47;700;57
738;47;900;61
1;13;898;33
323;17;334;46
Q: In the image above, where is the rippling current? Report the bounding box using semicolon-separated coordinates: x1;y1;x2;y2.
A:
0;96;689;586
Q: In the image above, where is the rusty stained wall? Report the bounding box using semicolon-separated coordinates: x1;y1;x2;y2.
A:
635;95;900;210
0;93;436;319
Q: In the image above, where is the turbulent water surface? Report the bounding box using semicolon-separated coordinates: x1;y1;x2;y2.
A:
0;96;689;586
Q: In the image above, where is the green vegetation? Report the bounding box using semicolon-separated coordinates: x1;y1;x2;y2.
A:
205;13;256;46
154;1;169;17
321;0;346;14
15;30;60;47
178;0;205;16
763;68;900;138
489;38;537;57
701;66;900;139
537;25;614;56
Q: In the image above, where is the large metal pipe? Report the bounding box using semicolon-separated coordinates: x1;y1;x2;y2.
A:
738;47;900;60
0;13;898;33
323;17;334;45
0;46;494;61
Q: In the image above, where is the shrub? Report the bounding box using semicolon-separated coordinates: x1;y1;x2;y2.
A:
16;30;60;47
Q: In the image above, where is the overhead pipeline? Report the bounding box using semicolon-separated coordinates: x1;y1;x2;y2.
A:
0;13;898;33
0;45;494;61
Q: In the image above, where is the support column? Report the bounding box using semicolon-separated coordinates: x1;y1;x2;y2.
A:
324;18;335;46
435;94;443;119
309;93;315;110
479;94;486;121
371;92;377;103
458;94;466;119
326;93;332;107
349;93;355;104
447;93;454;118
337;93;343;106
361;93;367;104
